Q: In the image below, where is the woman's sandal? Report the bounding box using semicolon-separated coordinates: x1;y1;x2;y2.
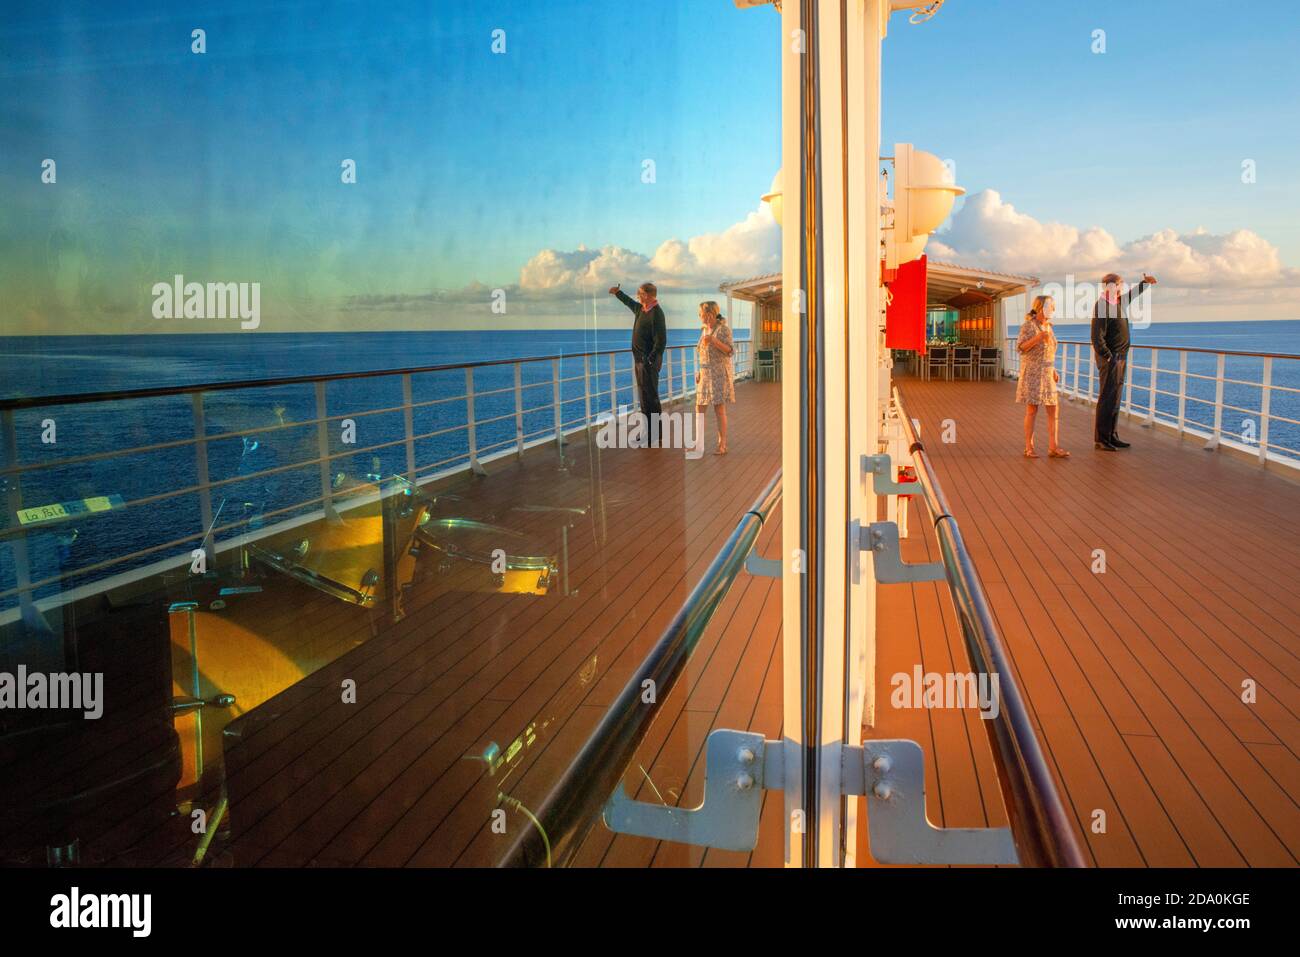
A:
1049;448;1071;458
1023;448;1038;458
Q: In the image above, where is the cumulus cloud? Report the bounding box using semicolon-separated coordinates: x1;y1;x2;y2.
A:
517;203;779;297
342;202;779;317
927;189;1299;291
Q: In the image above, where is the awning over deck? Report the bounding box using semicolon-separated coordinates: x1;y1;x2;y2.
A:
720;261;1040;352
922;260;1038;309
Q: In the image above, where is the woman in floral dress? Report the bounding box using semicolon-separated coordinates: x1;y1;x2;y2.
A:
1016;294;1069;458
695;301;735;455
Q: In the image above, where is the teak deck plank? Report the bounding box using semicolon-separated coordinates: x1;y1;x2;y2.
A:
896;375;1300;867
62;365;1299;869
219;381;784;867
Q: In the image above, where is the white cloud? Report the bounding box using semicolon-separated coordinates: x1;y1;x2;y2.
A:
928;189;1299;291
516;202;780;298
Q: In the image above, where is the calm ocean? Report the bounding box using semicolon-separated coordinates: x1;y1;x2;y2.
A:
0;328;740;611
0;321;1295;612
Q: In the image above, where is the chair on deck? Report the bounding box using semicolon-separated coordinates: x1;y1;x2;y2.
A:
926;347;950;380
756;349;777;382
978;348;1000;380
952;346;974;380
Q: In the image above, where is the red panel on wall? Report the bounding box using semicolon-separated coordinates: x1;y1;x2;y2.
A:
886;254;927;354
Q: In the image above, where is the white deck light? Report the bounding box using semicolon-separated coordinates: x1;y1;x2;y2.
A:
761;168;783;227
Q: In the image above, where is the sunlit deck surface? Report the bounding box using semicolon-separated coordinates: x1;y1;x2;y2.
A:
72;370;1300;868
870;375;1300;867
198;380;787;867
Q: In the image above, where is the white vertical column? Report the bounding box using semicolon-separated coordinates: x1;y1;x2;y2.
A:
809;0;850;871
779;0;807;870
841;0;884;869
778;0;886;871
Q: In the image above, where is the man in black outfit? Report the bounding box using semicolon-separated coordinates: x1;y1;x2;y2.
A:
1091;271;1157;450
609;281;667;417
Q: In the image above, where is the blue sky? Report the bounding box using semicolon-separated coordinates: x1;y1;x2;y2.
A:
1;0;1296;333
885;0;1300;268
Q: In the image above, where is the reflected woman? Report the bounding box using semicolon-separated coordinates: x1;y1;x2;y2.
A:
695;301;735;455
1016;294;1069;459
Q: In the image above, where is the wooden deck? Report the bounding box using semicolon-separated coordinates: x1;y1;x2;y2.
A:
870;375;1300;867
24;366;1297;868
211;380;787;867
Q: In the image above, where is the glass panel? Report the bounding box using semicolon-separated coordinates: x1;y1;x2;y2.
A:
1;1;777;868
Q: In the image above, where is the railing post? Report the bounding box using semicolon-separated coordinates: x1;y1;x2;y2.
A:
609;353;618;416
1259;356;1272;464
1072;342;1081;399
552;358;566;458
191;393;216;566
401;374;417;482
315;382;336;516
1177;350;1187;435
1123;353;1134;415
665;350;675;402
1208;353;1225;450
1147;348;1159;424
583;354;592;427
514;362;525;461
465;367;481;471
1;409;40;628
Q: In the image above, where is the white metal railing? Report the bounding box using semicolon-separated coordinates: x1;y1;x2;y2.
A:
0;340;754;617
1003;337;1300;467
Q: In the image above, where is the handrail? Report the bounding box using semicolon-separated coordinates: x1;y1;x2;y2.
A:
499;469;782;868
0;343;734;411
1034;337;1300;362
892;387;1088;868
0;341;753;611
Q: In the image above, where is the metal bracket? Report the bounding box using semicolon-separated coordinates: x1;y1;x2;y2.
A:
860;522;945;583
744;554;783;578
602;730;770;852
860;739;1018;865
601;731;1016;864
862;453;914;495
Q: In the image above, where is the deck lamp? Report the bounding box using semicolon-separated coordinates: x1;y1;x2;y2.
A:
762;168;783;227
887;142;964;269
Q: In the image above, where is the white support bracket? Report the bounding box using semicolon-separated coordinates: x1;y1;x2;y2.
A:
601;729;1019;864
861;452;914;495
858;739;1018;865
860;521;944;583
744;554;783;578
602;730;778;852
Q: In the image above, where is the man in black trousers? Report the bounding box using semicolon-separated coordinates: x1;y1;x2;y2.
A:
609;281;667;417
1091;271;1157;450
